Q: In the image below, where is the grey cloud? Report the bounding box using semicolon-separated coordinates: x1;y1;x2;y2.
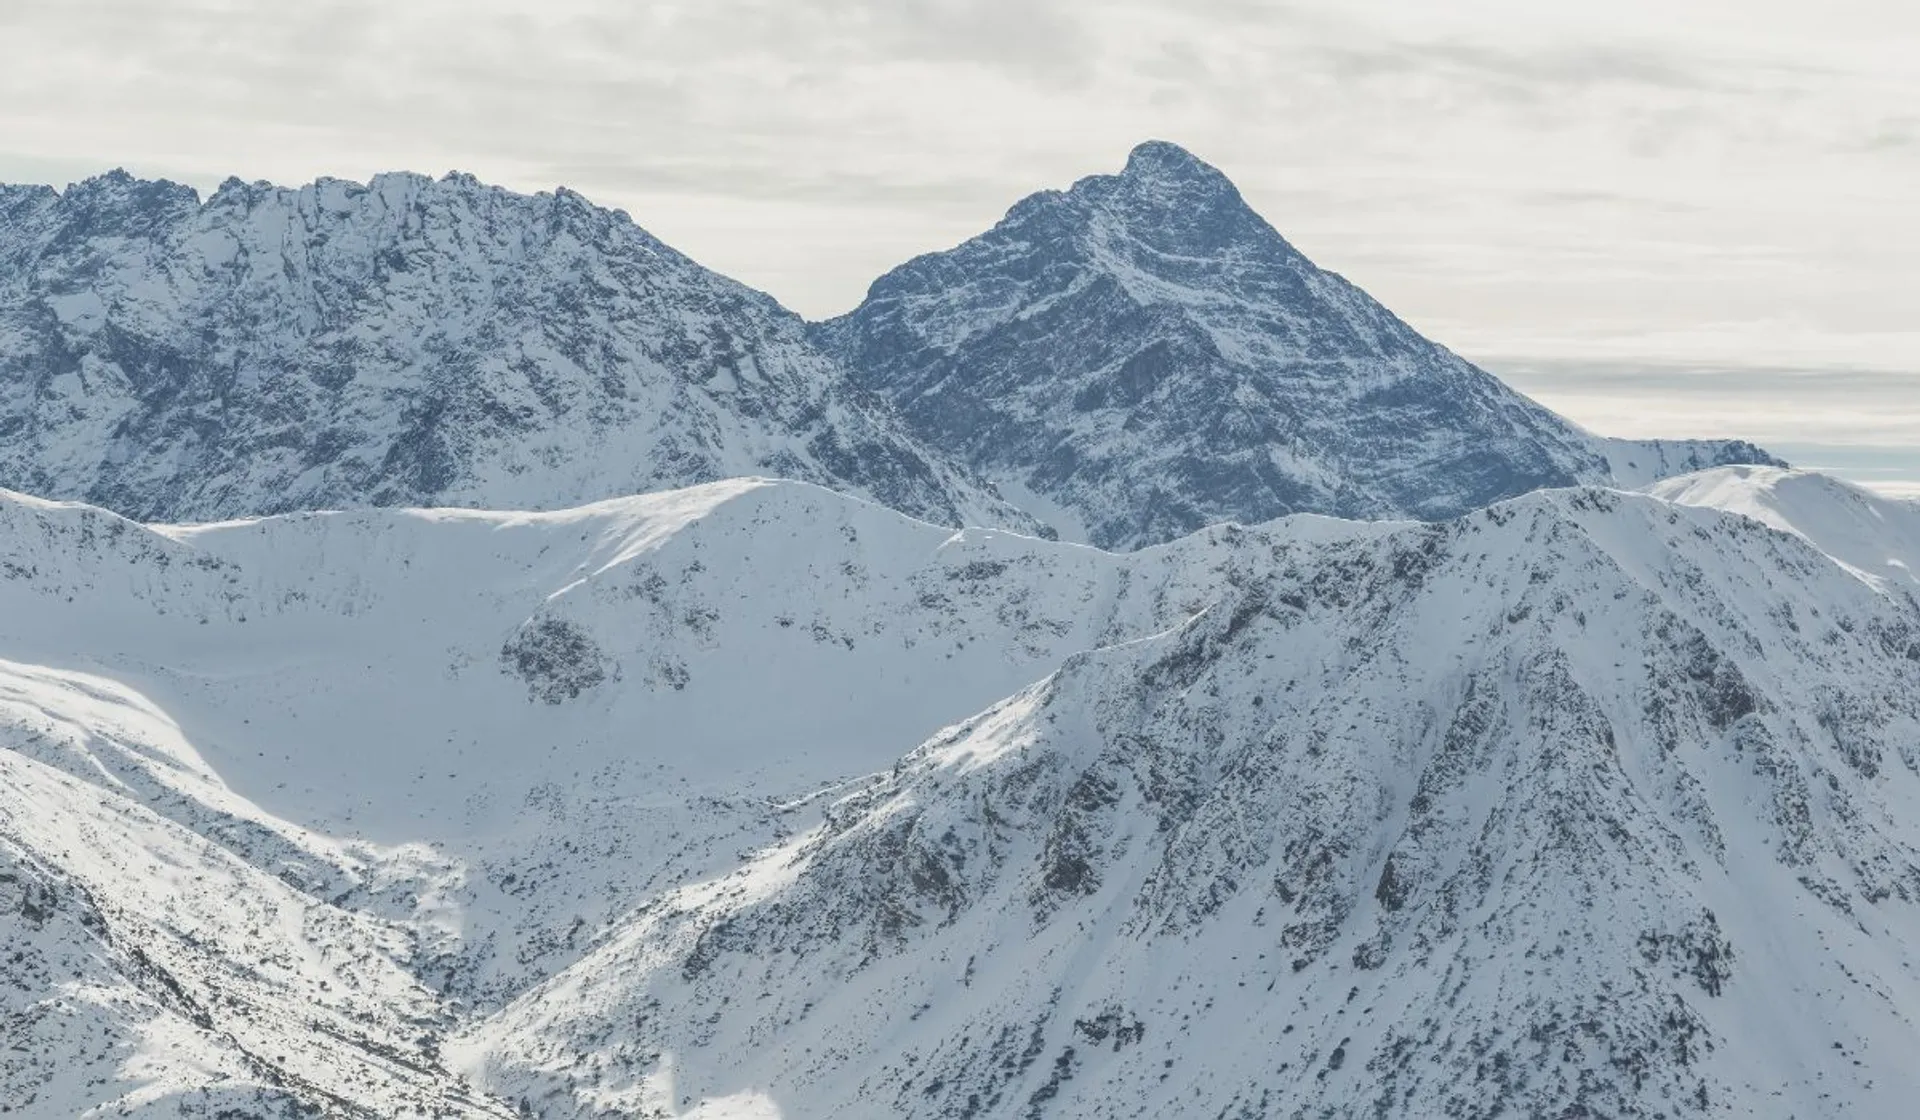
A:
1508;188;1703;213
593;0;1099;87
1161;0;1709;93
1308;40;1708;96
1489;360;1920;446
542;160;1014;212
1121;0;1857;159
1859;116;1920;151
1490;360;1920;394
1411;41;1706;93
2;0;1094;135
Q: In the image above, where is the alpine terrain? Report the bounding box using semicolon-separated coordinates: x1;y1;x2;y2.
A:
0;170;1029;531
818;141;1780;549
0;149;1910;1120
5;467;1920;1117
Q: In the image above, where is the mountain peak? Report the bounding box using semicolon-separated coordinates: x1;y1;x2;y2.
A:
61;167;197;202
1119;139;1218;180
1101;139;1242;206
820;147;1781;549
50;169;201;234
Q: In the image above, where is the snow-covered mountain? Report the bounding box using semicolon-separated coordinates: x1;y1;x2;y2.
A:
0;155;1778;554
816;141;1780;549
6;467;1919;1117
4;143;1906;1120
465;473;1920;1119
0;477;1216;1115
0;170;1030;531
1653;464;1920;591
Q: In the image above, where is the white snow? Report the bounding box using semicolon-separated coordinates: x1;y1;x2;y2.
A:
5;468;1920;1117
1649;464;1920;590
459;478;1920;1118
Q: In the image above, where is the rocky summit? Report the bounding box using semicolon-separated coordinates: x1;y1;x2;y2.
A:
818;141;1778;549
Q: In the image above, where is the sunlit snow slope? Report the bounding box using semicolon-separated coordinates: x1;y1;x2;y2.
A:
462;477;1920;1120
1652;465;1920;591
6;469;1918;1118
0;476;1257;1114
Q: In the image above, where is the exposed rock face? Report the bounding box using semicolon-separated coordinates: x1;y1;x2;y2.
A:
0;170;1030;530
818;141;1779;548
502;616;614;704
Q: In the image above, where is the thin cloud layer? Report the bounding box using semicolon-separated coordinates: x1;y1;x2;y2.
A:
1495;361;1920;496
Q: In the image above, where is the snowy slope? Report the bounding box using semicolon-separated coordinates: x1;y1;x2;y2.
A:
0;171;1031;532
462;484;1920;1120
817;141;1780;549
0;477;1254;1113
0;673;518;1119
0;486;1016;1114
8;472;1919;1118
0;483;1098;1005
1650;465;1920;591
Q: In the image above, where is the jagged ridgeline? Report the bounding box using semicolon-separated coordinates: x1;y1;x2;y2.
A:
0;170;1031;532
1;150;1771;546
817;141;1779;548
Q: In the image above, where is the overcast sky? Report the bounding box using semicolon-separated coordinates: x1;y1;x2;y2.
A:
2;0;1915;493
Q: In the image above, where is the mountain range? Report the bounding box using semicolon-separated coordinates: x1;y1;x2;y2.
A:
2;144;1908;1120
0;169;1027;532
0;144;1773;545
6;466;1919;1118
